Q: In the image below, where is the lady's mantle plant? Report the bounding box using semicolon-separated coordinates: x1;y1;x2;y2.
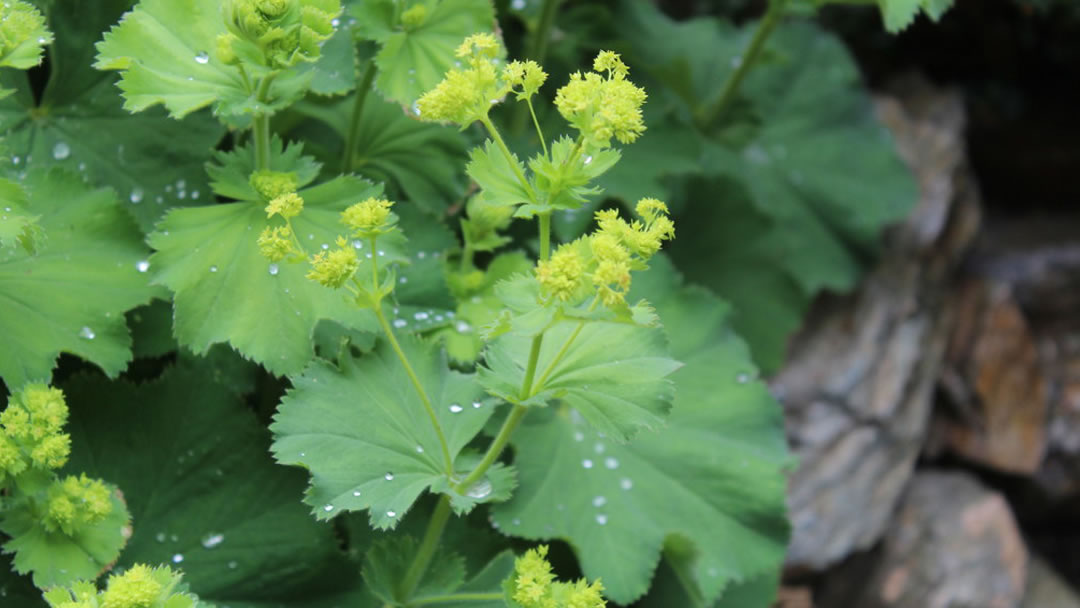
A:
0;0;948;604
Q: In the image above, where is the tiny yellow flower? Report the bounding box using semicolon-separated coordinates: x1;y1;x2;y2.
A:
593;50;629;79
635;198;668;222
513;546;557;606
536;244;585;302
43;475;113;534
554;51;647;147
503;60;548;99
417;34;506;125
455;33;499;61
30;432;70;470
101;564;162;608
307;243;359;288
0;434;25;476
251;170;299;201
265;192;304;219
257;225;296;262
341;197;394;235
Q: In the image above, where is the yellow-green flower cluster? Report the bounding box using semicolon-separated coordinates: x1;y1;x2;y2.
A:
341;197;397;238
510;546;606;608
0;1;52;68
219;0;341;69
306;236;358;288
554;51;647;148
265;192;304;219
416;33;504;125
503;59;548;100
0;385;72;478
257;225;296;262
44;564;202;608
251;170;300;201
43;474;113;535
536;199;674;307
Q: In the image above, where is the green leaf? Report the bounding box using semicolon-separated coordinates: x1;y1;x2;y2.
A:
0;554;46;607
701;22;917;295
1;483;129;588
94;0;311;118
466;139;533;208
0;169;156;387
0;1;52;70
491;259;790;605
288;92;469;214
297;25;357;97
61;368;367;608
353;0;498;106
0;0;225;232
270;335;493;529
148;170;383;376
526;137;620;213
362;536;466;605
479;320;679;441
876;0;955;32
0;176;42;253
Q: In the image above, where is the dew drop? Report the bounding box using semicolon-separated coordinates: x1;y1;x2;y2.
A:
595;514;608;525
471;401;482;409
155;532;167;543
201;533;225;549
604;457;619;470
416;251;427;259
592;495;607;507
583;155;593;165
79;326;95;340
136;260;150;273
466;479;493;499
228;560;238;569
130;188;144;204
323;504;334;512
620;478;633;491
331;17;341;27
192;190;200;200
170;534;179;542
352;239;363;249
594;442;606;454
449;403;463;413
384;472;395;481
582;459;594;469
415;445;424;453
194;51;210;64
386;510;397;518
573;431;585;442
172;554;184;564
399;276;408;284
731;55;743;68
512;518;521;526
353;490;362;497
52;142;70;160
209;265;218;273
511;0;526;8
321;243;330;250
736;372;750;384
414;311;430;321
268;263;279;276
392;319;408;329
456;321;472;333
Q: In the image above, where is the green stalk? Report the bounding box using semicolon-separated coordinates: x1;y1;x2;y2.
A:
252;73;279;171
695;0;786;128
340;61;377;174
397;495;453;601
537;211;552;261
526;98;548;157
453;404;527;492
411;592;504;605
370;236;455;476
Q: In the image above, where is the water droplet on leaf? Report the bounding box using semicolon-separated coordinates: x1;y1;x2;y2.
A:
201;533;224;549
79;326;95;340
52;142;70;160
195;51;210;64
136;260;150;273
465;479;493;499
449;403;463;413
268;263;279;276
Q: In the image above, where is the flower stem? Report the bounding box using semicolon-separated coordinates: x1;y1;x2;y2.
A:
537;211;552;262
696;0;786;128
526;98;548;157
370;238;454;476
411;591;504;605
397;494;453;601
454;404;527;492
340;61;377;174
252;73;279;171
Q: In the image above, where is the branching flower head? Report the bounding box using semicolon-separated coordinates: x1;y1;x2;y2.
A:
341;197;398;239
417;33;506;126
0;384;73;477
306;237;358;288
503;60;548;101
46;564;204;608
257;225;296;262
265;192;304;219
536;242;587;302
43;474;113;535
251;170;300;202
555;51;647;148
509;545;607;608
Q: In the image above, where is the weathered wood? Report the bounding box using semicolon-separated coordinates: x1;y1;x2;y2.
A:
781;76;980;570
817;471;1028;608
